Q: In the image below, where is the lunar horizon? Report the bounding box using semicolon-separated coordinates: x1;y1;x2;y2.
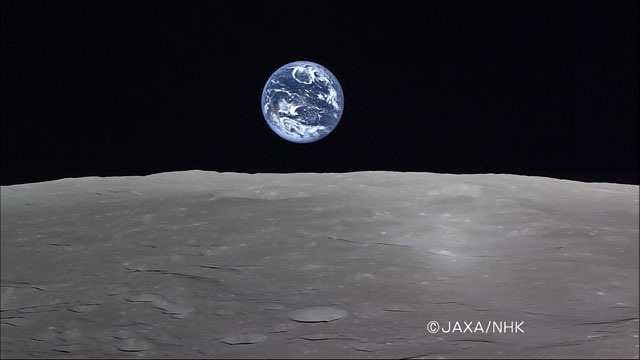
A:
1;170;638;358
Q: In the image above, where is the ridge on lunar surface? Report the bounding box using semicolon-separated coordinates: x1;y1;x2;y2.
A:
1;171;638;358
288;307;349;323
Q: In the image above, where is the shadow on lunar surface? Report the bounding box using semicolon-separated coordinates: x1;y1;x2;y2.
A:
1;171;638;358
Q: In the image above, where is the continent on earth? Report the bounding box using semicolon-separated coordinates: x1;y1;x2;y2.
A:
261;61;344;143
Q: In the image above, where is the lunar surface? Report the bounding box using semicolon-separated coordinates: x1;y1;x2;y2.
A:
1;171;638;358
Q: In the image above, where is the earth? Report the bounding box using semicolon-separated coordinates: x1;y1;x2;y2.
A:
261;61;344;143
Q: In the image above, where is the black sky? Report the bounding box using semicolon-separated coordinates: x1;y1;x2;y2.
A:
1;0;638;185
